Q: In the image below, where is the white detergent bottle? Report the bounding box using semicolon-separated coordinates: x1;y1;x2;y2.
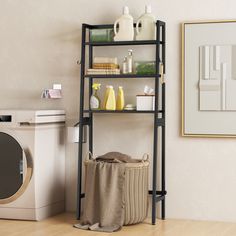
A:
136;5;156;40
114;6;134;41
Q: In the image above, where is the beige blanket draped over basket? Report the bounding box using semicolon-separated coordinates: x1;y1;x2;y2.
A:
75;152;149;232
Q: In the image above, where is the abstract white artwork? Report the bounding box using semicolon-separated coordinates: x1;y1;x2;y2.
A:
182;21;236;137
199;45;236;111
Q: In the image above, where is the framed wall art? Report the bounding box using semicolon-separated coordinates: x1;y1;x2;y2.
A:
182;20;236;137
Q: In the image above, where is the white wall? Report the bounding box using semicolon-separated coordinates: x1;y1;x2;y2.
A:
1;0;236;222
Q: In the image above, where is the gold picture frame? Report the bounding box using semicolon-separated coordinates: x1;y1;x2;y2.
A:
182;20;236;138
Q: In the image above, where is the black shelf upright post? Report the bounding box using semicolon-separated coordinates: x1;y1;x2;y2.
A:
88;38;93;154
161;22;166;221
76;23;86;220
151;20;166;225
152;20;161;225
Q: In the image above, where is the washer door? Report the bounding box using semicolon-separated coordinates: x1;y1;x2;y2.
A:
0;132;33;204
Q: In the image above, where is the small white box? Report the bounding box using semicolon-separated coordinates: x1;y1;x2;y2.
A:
136;95;155;111
53;84;62;90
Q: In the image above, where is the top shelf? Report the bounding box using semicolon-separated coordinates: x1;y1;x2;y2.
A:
83;21;165;29
85;40;164;47
83;21;165;47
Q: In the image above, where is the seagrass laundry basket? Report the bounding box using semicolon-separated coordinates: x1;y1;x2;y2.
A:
84;153;149;226
123;158;149;225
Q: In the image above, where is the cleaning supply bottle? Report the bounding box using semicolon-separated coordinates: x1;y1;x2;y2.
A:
136;5;156;40
127;49;133;74
114;6;134;41
116;86;125;110
105;86;116;110
103;85;110;109
122;56;128;74
90;83;101;110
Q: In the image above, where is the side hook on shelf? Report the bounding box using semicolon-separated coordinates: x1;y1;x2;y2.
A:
160;62;165;84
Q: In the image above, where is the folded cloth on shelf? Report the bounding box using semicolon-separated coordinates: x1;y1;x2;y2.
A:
92;63;119;69
86;68;120;75
74;152;142;232
93;57;118;64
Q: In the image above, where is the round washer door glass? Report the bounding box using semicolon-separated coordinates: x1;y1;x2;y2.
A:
0;132;24;199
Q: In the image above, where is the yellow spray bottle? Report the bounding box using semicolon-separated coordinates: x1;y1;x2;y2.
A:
90;83;101;110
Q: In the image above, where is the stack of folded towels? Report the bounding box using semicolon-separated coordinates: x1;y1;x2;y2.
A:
87;57;120;75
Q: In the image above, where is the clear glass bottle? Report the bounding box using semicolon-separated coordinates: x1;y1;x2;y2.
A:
127;49;133;74
122;56;128;74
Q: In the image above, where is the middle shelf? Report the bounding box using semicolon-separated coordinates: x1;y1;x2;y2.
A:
85;39;164;47
83;109;164;114
84;74;160;79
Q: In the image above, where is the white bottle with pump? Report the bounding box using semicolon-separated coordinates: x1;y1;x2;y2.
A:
114;6;134;41
136;5;156;40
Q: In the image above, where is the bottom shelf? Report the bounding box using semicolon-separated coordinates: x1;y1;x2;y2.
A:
81;190;167;200
149;190;167;202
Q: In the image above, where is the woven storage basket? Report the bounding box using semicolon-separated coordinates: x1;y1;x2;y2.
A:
84;153;149;226
123;160;149;225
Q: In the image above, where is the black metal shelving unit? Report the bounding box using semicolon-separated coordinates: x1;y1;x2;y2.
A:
77;21;166;225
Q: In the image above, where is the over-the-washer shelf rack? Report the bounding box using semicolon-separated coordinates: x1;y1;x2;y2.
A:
76;20;166;225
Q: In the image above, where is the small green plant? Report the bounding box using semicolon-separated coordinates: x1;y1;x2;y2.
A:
135;61;156;75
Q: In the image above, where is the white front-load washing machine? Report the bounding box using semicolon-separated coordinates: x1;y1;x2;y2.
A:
0;110;66;221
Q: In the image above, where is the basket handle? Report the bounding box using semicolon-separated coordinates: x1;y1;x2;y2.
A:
136;19;142;34
85;151;95;161
142;153;149;162
114;20;120;35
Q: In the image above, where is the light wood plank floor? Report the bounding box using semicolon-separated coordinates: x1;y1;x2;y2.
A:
0;213;236;236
